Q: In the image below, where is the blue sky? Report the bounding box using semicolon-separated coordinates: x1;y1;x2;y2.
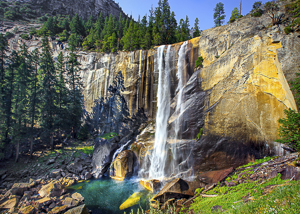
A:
117;0;269;30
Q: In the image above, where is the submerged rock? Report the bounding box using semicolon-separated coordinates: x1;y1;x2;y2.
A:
119;192;143;210
64;204;89;214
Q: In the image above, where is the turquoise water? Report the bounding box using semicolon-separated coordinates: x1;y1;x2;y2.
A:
68;177;151;214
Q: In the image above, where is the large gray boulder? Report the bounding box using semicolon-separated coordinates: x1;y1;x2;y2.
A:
92;137;118;178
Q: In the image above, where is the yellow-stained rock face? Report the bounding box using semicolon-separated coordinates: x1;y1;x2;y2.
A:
201;34;297;142
110;150;134;181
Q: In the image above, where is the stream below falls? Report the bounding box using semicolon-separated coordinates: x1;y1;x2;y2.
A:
68;177;151;214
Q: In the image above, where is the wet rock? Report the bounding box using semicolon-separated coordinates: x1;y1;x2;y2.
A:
92;138;118;178
153;178;194;203
110;150;134;181
84;172;92;180
38;181;63;198
140;179;161;193
64;204;89;214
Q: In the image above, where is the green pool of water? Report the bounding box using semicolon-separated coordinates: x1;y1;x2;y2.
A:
68;177;151;214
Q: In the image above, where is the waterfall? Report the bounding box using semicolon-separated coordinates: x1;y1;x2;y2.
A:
112;140;132;162
172;41;188;176
149;45;171;179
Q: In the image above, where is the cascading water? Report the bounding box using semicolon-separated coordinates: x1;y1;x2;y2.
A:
148;45;171;179
172;41;188;176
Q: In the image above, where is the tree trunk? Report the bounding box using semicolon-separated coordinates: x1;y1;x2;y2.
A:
50;134;54;150
15;141;19;163
30;136;33;158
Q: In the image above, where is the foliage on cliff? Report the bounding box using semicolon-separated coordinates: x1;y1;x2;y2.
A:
284;0;300;33
31;0;199;52
278;69;300;152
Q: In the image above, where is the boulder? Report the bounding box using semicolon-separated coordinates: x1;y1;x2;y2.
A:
49;205;68;214
0;197;19;209
92;138;118;178
153;178;194;203
110;150;134;181
50;169;62;178
10;183;30;196
19;205;35;214
64;204;89;214
67;162;83;174
197;167;234;186
63;197;79;208
71;193;84;202
140;179;161;193
37;197;52;206
38;181;63;198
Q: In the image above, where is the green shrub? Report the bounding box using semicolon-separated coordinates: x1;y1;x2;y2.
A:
29;28;37;36
252;9;263;17
77;124;89;141
196;128;203;140
20;34;30;40
195;56;204;68
4;31;14;39
284;26;293;34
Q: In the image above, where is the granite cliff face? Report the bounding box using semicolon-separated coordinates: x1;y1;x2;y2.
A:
75;11;300;173
30;0;127;20
6;5;300;175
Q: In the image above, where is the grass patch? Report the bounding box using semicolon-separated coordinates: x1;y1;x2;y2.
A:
189;173;288;213
99;132;118;140
77;145;93;155
238;156;274;169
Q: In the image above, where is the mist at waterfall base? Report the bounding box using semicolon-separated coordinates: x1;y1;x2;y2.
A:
68;178;150;214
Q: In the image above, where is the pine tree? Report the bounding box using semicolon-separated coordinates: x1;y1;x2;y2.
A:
66;42;83;138
193;18;201;38
122;20;134;51
13;43;31;162
40;37;57;150
0;51;18;158
214;2;226;27
28;48;41;157
229;7;240;23
54;52;68;143
70;14;85;36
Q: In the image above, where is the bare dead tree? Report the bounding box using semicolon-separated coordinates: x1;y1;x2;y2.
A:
265;1;284;25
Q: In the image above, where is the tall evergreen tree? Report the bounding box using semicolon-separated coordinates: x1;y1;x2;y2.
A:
40;37;57;150
229;7;240;23
193;17;201;38
122;20;134;51
28;48;41;157
70;14;85;36
66;42;83;138
214;2;226;27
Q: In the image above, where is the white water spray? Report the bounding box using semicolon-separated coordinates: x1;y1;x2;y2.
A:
112;140;132;162
172;41;188;175
149;45;172;179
